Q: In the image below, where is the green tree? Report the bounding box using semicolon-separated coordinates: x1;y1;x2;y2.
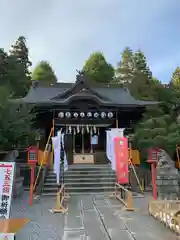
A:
133;107;170;149
170;67;180;86
129;50;153;99
32;61;57;84
10;36;32;76
152;77;161;84
9;36;32;97
133;50;152;80
0;87;36;149
115;47;134;85
82;52;114;83
0;48;8;85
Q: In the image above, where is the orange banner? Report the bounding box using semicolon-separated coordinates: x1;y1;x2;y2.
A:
114;137;129;184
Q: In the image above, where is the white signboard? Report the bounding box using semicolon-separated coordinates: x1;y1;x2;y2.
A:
0;233;14;240
0;162;15;219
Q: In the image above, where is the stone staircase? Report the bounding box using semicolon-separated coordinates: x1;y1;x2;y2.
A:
42;164;116;196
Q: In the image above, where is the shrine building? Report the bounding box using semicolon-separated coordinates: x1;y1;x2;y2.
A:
14;72;157;165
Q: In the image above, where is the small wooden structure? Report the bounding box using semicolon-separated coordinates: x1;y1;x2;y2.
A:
51;184;70;214
110;183;134;211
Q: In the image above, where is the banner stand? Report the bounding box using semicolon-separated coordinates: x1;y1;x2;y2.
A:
50;184;70;214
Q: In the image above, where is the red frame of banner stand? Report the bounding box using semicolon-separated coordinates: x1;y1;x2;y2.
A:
27;146;38;206
147;148;159;200
114;137;159;200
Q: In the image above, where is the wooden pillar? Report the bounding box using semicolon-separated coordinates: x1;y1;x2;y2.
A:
73;132;76;153
82;129;84;154
116;111;118;128
50;113;55;169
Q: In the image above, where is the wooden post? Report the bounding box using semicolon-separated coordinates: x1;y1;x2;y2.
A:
73;132;75;153
116;111;118;128
116;119;118;128
147;158;157;200
82;128;84;154
126;191;134;211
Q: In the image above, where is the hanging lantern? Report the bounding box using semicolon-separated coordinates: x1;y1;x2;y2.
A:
58;112;64;118
108;112;113;118
74;112;78;118
87;112;92;117
80;112;85;118
94;112;99;118
65;112;71;118
101;112;106;118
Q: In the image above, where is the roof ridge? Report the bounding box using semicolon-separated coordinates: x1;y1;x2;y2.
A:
31;80;125;89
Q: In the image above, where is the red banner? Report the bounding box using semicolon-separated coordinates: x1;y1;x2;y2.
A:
114;137;129;184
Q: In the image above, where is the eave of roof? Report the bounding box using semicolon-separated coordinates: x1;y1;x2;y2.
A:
11;81;159;107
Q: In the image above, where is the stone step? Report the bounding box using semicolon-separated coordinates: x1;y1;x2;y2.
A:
48;164;111;171
42;164;116;196
44;181;115;189
45;177;116;183
47;171;115;178
47;172;116;179
43;186;115;194
42;191;113;196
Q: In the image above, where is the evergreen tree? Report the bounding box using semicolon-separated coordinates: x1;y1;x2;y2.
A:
32;61;57;84
10;36;32;76
115;47;134;85
132;106;172;162
170;67;180;86
82;52;114;83
9;36;32;97
0;48;8;85
129;50;153;99
133;50;152;80
0;86;36;149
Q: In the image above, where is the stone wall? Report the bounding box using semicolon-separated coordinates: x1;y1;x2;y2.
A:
156;150;180;200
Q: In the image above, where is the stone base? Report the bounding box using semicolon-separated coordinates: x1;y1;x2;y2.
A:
156;172;180;200
13;177;24;198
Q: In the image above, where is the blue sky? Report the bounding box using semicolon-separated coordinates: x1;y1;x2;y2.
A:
0;0;180;83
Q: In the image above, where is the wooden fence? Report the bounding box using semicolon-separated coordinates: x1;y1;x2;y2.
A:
149;200;180;234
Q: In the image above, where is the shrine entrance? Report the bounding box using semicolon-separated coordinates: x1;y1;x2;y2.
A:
55;124;108;164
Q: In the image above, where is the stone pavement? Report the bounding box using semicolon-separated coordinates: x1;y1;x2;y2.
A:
11;193;177;240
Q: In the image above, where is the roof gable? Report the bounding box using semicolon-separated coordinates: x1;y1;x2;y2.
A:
51;71;110;102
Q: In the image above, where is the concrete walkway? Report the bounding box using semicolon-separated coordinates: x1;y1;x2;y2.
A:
12;193;177;239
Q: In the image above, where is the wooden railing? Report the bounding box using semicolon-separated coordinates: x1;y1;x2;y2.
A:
33;127;54;192
110;183;134;211
149;200;180;234
35;145;52;196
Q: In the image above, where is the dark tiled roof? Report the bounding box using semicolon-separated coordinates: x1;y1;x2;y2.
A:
13;82;158;107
